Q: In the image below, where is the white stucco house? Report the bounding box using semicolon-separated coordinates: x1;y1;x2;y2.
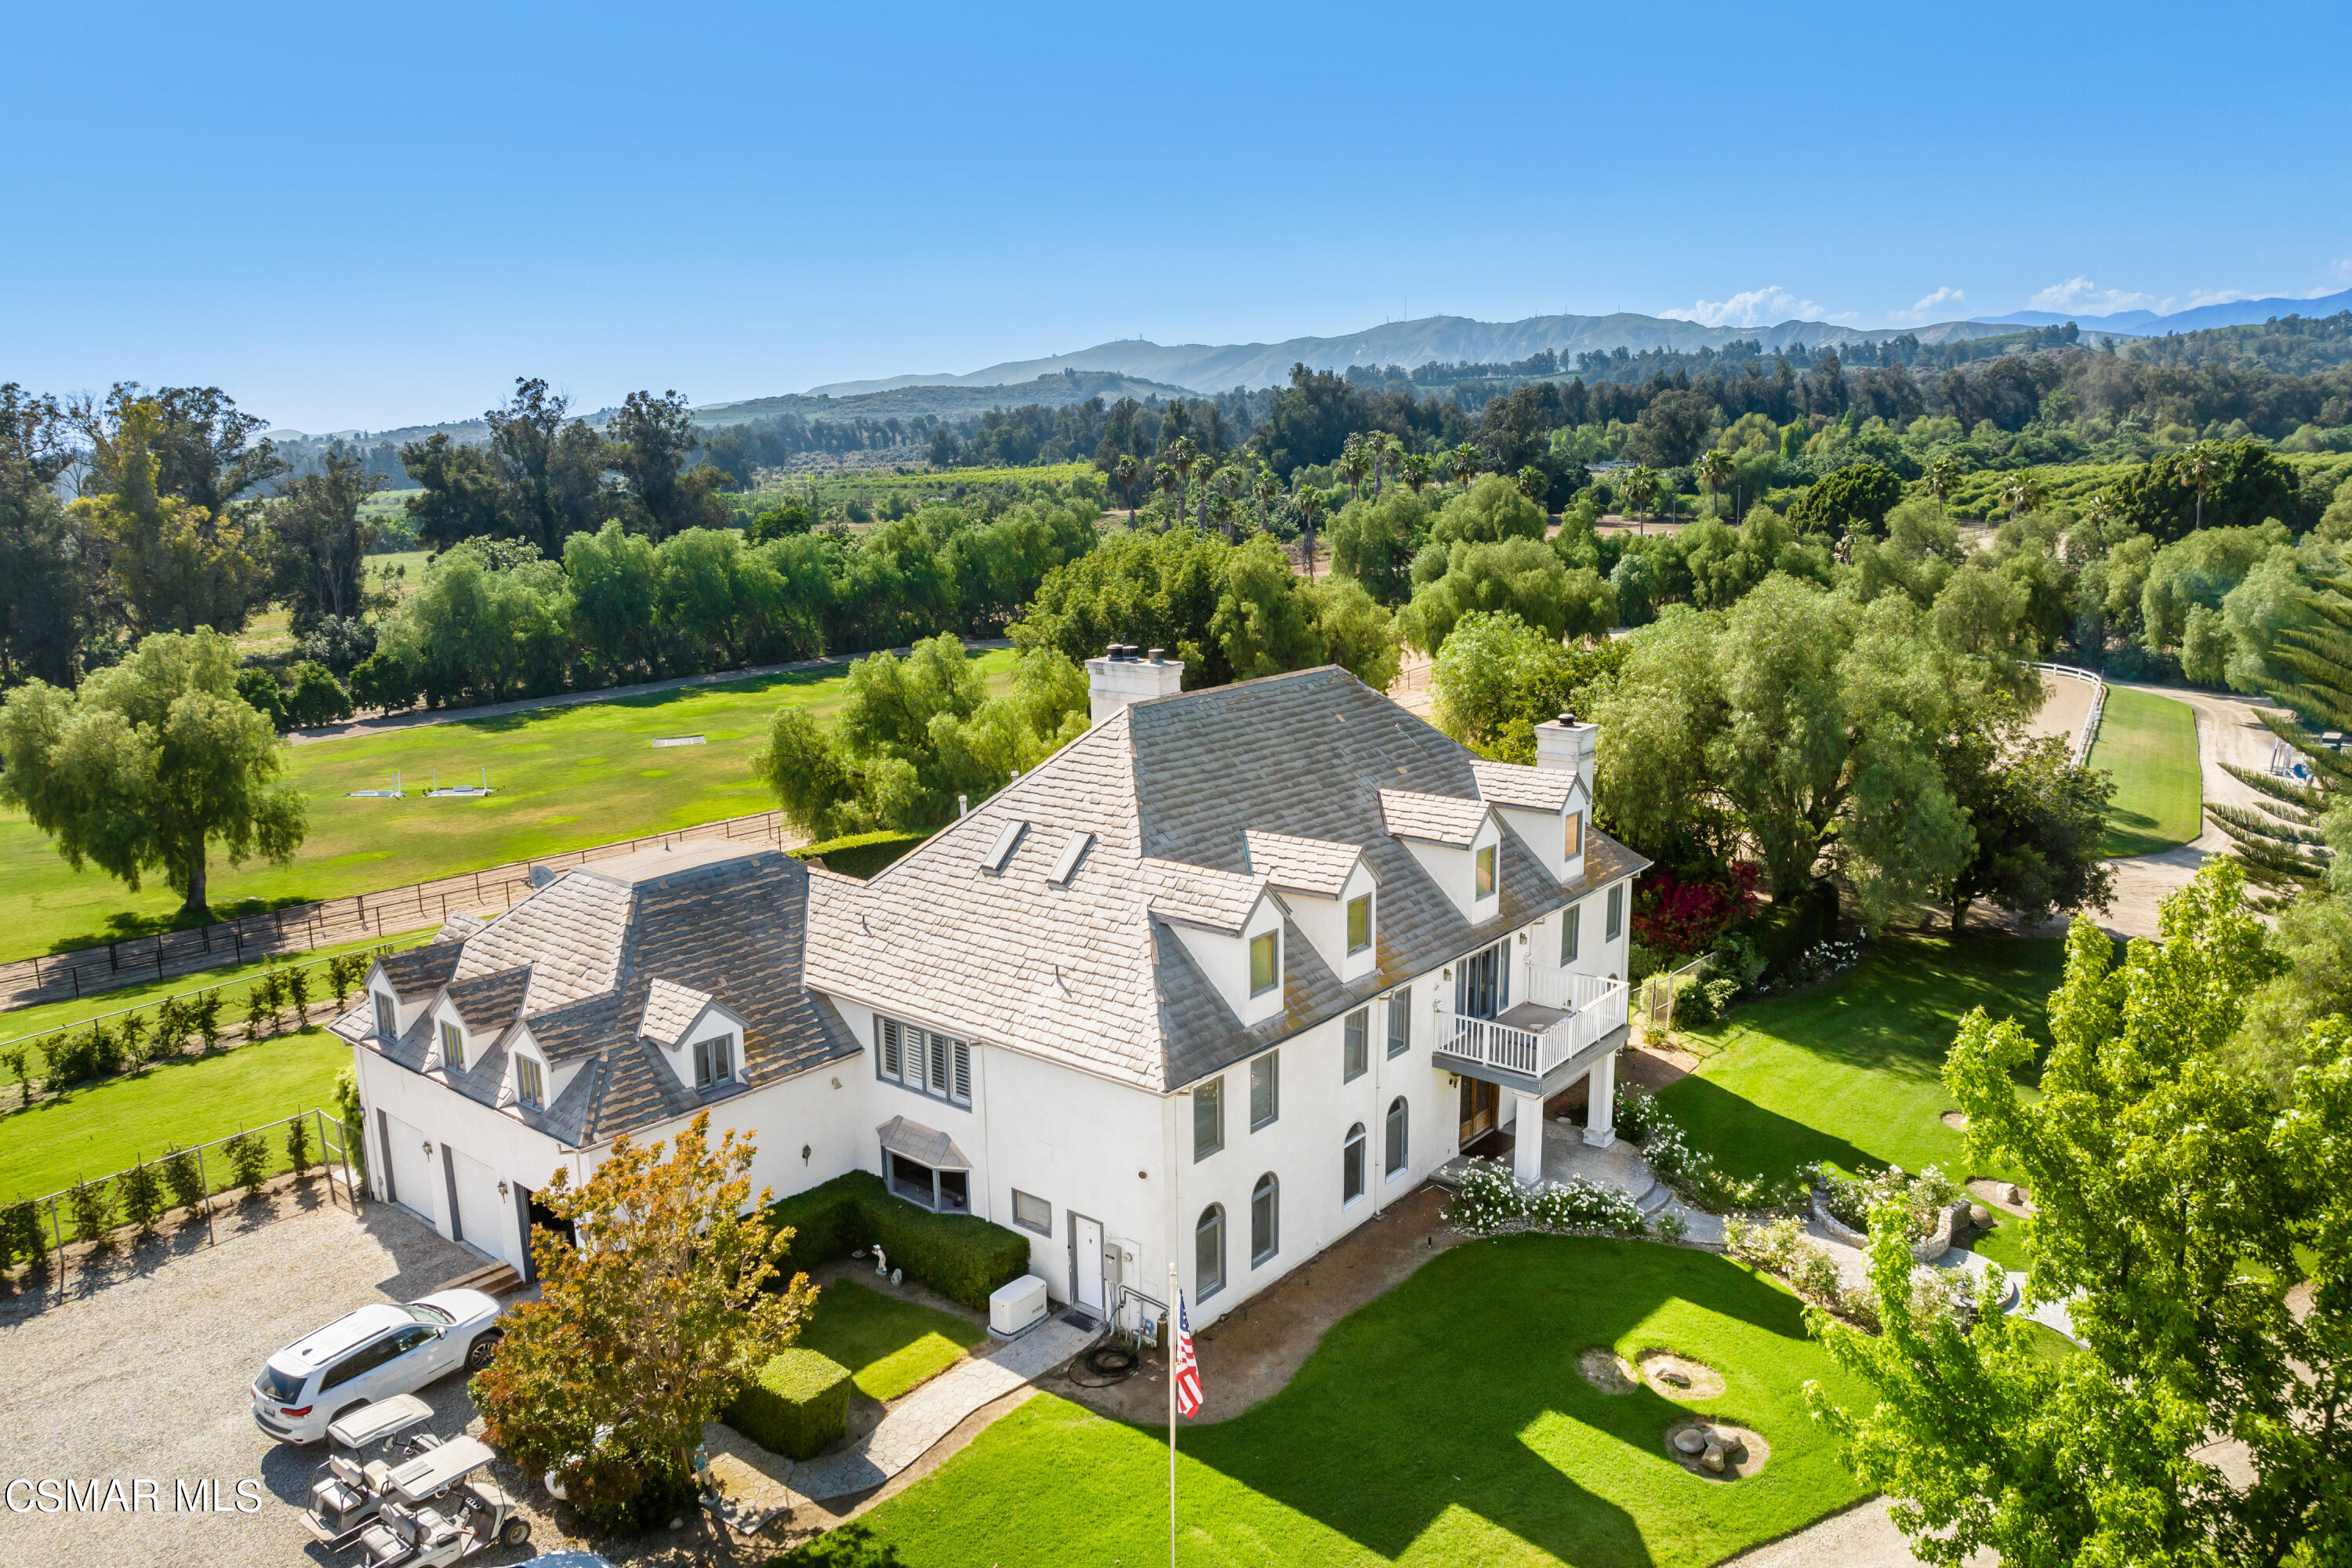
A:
334;654;1646;1328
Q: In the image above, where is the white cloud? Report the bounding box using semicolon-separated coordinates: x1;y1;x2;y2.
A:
1889;285;1965;325
1658;285;1830;328
2027;276;2159;315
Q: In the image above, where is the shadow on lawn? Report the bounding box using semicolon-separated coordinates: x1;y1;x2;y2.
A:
1173;1236;1824;1568
1651;1073;1877;1180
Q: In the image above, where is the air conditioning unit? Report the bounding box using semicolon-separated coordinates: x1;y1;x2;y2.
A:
988;1274;1049;1338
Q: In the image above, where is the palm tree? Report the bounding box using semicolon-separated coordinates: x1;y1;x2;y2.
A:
1151;461;1184;529
1294;485;1325;577
1400;452;1434;495
1167;437;1202;524
1998;470;2049;520
1375;434;1403;499
2081;491;2114;535
1113;454;1141;524
1515;466;1548;504
1622;465;1659;535
1211;465;1244;539
1338;435;1372;501
1450;442;1483;491
2179;441;2221;532
1694;448;1733;520
1923;453;1962;514
1250;464;1281;534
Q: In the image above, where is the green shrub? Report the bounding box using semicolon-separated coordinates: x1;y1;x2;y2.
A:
67;1180;114;1250
764;1171;1030;1310
118;1162;166;1236
789;830;930;881
245;982;278;1040
327;953;367;1011
333;1068;367;1180
223;1131;270;1197
285;1115;317;1178
50;1022;125;1086
153;997;191;1057
192;990;223;1051
728;1348;851;1460
160;1145;207;1218
3;1200;47;1276
118;1011;154;1068
286;964;313;1024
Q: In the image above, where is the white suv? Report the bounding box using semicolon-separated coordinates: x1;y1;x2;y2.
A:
252;1290;504;1443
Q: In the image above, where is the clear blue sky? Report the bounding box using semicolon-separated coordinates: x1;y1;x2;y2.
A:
6;0;2347;433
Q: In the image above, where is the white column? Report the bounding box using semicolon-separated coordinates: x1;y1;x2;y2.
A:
1512;1090;1547;1185
1582;1051;1618;1149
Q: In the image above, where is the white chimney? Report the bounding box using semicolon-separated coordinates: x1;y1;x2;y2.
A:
1534;712;1598;800
1086;644;1185;725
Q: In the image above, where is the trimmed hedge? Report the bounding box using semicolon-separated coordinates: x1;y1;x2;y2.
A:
766;1170;1030;1311
728;1348;852;1460
789;830;928;881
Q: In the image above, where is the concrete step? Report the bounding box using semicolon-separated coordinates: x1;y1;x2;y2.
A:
1633;1181;1675;1218
438;1260;524;1297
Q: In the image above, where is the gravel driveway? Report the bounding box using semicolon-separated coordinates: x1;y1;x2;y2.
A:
0;1193;551;1568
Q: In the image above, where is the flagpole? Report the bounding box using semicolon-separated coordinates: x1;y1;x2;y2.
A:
1168;1261;1179;1568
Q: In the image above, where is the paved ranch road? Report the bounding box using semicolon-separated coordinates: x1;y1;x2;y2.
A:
2099;682;2278;940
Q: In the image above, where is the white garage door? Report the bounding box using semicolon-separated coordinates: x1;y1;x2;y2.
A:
449;1147;512;1266
383;1112;433;1224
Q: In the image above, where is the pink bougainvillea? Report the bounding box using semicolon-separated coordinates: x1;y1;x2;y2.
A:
1632;864;1762;956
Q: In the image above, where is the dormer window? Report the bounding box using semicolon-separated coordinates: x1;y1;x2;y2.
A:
373;991;397;1040
439;1019;466;1072
694;1033;736;1090
1474;844;1497;899
1346;894;1372;955
1249;931;1280;996
515;1054;545;1109
1566;811;1584;859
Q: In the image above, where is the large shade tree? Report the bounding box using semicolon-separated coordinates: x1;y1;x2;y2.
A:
1809;862;2352;1568
0;627;306;917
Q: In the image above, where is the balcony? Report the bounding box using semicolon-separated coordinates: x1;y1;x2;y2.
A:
1434;966;1628;1089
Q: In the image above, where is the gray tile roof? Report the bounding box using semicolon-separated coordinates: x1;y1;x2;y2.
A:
344;848;858;1147
808;665;1649;1094
877;1115;969;1170
445;967;530;1030
1144;858;1268;934
1471;759;1579;813
1243;829;1367;898
639;978;713;1046
1377;788;1494;848
376;940;463;999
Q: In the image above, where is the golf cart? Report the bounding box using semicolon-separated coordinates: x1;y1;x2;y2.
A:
303;1396;443;1548
355;1436;531;1566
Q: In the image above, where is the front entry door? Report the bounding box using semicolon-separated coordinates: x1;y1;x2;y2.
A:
1458;1076;1499;1145
1069;1213;1105;1317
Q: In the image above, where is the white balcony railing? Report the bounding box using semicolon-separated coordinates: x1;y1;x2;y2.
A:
1436;965;1628;1080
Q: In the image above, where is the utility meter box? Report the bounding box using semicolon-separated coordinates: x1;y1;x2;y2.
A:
989;1274;1049;1338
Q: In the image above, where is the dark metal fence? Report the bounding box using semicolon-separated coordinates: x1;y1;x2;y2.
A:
14;1108;359;1252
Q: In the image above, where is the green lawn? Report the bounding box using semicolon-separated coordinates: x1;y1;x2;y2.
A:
2091;687;2203;856
0;927;435;1076
0;648;1017;961
0;1028;349;1203
778;1237;1871;1568
799;1279;987;1402
1658;936;2067;1189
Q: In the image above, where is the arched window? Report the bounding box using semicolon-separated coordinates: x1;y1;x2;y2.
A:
1385;1096;1410;1177
1250;1174;1279;1266
1196;1203;1226;1298
1343;1123;1367;1204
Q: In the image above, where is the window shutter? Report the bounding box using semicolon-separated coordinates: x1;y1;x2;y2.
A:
952;1039;971;1102
928;1032;948;1094
880;1018;901;1078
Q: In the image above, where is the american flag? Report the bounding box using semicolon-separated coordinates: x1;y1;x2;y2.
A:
1173;1290;1203;1417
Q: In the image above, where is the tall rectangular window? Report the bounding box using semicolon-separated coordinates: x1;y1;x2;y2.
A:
1606;883;1624;942
1561;903;1581;964
1193;1077;1224;1161
373;992;396;1040
1565;811;1584;860
1474;844;1497;898
927;1032;949;1094
878;1017;902;1079
695;1033;734;1089
1342;1008;1369;1081
439;1020;466;1072
1346;894;1372;955
1250;1051;1279;1131
1387;990;1410;1058
1249;930;1279;996
515;1055;544;1109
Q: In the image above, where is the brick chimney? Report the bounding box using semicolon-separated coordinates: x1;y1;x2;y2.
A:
1534;712;1598;799
1085;644;1185;725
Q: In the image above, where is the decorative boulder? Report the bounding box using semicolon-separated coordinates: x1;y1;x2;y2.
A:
1969;1203;1991;1226
1701;1441;1726;1473
1672;1428;1707;1456
2004;1184;2025;1206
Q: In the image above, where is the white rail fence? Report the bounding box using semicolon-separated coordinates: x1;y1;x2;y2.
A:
1437;968;1628;1078
2037;661;2107;768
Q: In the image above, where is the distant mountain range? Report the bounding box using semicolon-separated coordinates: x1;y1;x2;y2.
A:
803;311;2027;399
1980;286;2352;336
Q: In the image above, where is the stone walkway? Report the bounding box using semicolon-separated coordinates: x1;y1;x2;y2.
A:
721;1313;1098;1509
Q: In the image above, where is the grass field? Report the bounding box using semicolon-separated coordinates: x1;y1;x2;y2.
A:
0;647;1018;961
1658;936;2067;1195
0;1029;348;1203
797;1279;986;1403
779;1237;1871;1568
2091;687;2203;856
0;927;435;1075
